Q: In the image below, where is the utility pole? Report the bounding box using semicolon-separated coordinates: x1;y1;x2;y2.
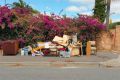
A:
106;0;111;31
106;0;119;30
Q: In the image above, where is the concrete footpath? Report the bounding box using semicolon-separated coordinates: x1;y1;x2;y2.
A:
0;51;119;68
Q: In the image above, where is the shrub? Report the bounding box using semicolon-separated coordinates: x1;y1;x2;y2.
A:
109;22;120;29
0;6;106;46
0;6;17;40
73;15;106;40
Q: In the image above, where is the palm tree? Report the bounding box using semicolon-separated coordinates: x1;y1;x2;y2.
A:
12;0;38;13
12;0;26;8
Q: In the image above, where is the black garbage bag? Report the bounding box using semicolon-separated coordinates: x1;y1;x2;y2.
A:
82;39;87;55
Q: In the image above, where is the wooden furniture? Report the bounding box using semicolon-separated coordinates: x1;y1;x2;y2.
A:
49;44;64;56
49;47;58;56
52;35;70;46
0;44;3;56
86;41;97;56
0;40;19;56
71;45;81;56
31;42;62;56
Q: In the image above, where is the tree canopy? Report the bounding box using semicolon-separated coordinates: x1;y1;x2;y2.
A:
12;0;39;13
93;0;106;23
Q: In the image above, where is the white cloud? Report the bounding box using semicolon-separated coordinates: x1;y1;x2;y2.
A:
80;11;93;15
69;0;95;4
65;6;88;12
110;1;120;22
41;12;51;16
112;18;120;22
45;6;51;10
111;1;120;14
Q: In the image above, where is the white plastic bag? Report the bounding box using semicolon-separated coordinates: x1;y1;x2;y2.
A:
59;51;70;58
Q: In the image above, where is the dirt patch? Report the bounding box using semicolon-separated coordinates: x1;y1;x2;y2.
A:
64;60;75;62
10;63;24;67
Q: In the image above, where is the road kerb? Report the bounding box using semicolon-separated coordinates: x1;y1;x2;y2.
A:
0;61;103;68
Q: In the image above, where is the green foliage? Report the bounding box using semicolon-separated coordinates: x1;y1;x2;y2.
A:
12;0;39;14
93;0;106;22
12;0;26;8
109;22;120;29
0;6;18;40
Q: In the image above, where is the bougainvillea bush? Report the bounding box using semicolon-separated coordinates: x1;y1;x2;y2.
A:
0;5;106;46
26;14;106;43
12;7;33;46
74;15;106;40
0;6;33;46
0;6;17;40
26;14;69;42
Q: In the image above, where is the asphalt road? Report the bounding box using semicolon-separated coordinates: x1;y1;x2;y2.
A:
0;66;120;80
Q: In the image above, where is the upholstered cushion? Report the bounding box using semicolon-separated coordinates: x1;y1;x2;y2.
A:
89;41;96;45
91;47;96;50
62;35;70;44
53;36;63;43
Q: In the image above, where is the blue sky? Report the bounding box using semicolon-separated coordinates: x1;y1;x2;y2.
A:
0;0;120;22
